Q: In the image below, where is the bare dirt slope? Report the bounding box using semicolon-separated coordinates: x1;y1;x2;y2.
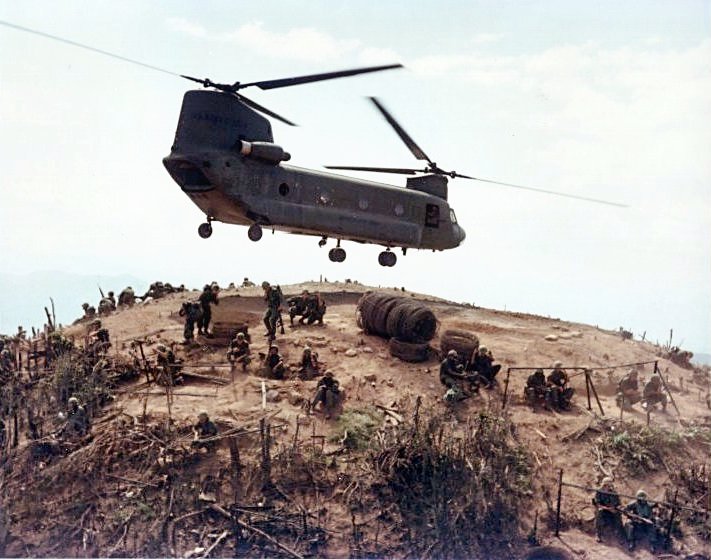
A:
6;281;711;559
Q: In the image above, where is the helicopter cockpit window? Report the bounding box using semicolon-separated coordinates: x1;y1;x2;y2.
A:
279;183;290;196
450;209;458;224
425;204;440;228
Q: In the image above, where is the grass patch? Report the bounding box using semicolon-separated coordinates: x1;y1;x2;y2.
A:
331;406;383;450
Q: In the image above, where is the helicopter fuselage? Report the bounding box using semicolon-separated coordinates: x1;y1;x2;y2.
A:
162;90;465;261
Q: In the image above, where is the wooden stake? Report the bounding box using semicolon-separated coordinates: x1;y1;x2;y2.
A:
555;469;563;537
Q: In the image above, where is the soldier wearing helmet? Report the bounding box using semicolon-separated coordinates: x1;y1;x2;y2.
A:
117;286;135;307
547;361;574;410
298;345;320;380
439;349;473;402
311;370;341;419
618;368;642;409
642;374;667;412
262;282;282;339
192;411;218;451
624;488;661;551
469;344;501;387
155;343;182;385
227;332;251;372
64;396;90;437
592;477;622;542
524;369;548;409
81;302;96;319
264;344;285;379
197;284;219;336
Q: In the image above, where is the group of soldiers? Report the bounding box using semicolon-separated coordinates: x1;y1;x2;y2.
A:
524;361;575;411
593;479;676;552
286;290;327;327
617;368;668;412
438;345;502;402
180;284;220;343
80;282;188;321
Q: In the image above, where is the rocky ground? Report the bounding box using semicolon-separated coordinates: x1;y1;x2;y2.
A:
1;281;709;559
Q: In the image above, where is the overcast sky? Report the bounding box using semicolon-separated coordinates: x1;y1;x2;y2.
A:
1;1;709;352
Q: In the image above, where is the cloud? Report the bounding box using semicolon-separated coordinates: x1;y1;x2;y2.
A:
166;16;207;38
470;32;505;45
220;22;360;62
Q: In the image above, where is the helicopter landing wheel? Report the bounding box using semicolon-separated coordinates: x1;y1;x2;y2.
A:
247;223;263;242
328;247;346;263
378;250;397;267
198;222;213;239
318;236;328;247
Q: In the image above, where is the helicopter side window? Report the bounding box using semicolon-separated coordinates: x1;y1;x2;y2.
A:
279;183;290;196
450;209;458;224
425;204;440;228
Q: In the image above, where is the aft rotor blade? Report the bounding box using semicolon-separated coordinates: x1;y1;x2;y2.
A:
369;97;431;163
324;165;418;175
242;64;403;90
469;176;628;207
237;94;297;126
0;19;180;77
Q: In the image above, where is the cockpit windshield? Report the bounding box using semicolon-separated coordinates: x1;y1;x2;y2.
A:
449;209;458;224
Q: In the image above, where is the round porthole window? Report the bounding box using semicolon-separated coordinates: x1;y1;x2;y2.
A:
394;203;404;216
279;183;290;196
359;198;369;210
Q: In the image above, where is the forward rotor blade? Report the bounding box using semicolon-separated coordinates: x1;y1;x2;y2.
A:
237;94;297;126
470;177;628;207
242;64;403;90
369;97;431;163
324;165;418;175
0;19;179;77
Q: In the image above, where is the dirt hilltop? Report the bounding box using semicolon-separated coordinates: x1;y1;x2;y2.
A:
1;280;710;559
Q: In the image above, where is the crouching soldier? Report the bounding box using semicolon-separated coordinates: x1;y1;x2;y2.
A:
624;489;661;551
227;332;251;372
593;478;623;542
61;396;90;438
192;411;218;452
440;350;476;403
311;370;341;419
304;292;326;325
642;375;668;412
617;369;641;409
155;344;183;385
470;345;501;387
525;369;548;409
264;345;286;380
287;292;308;325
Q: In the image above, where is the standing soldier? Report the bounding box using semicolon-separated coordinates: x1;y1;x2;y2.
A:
179;302;202;344
592;478;622;542
262;282;282;339
226;332;251;372
198;284;219;336
107;291;117;309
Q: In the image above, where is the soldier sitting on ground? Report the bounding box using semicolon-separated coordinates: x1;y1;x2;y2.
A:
60;396;90;438
226;332;251;372
593;477;623;542
192;411;218;452
117;286;136;307
287;291;309;326
617;369;642;409
642;375;668;412
440;349;477;402
624;489;661;551
298;345;321;380
547;362;574;410
469;345;502;387
155;344;183;385
81;302;96;319
525;368;548;409
264;345;286;380
310;370;340;419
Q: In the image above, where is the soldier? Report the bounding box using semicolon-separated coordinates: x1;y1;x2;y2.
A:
88;323;111;357
155;344;182;385
262;281;282;339
311;370;341;419
226;332;251;372
624;489;661;551
298;345;320;379
81;302;96;319
642;375;668;412
287;291;308;325
241;277;256;288
618;369;642;409
192;411;218;451
524;368;548;409
107;291;117;309
304;291;326;325
470;345;501;386
179;301;202;344
592;478;622;542
547;361;574;410
440;349;476;402
264;345;285;379
63;396;90;437
16;326;26;340
197;284;219;336
98;296;114;316
117;286;135;307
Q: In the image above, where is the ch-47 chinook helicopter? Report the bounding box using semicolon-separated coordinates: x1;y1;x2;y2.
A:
2;20;626;267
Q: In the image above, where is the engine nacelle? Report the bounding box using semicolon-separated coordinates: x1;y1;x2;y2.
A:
239;141;291;164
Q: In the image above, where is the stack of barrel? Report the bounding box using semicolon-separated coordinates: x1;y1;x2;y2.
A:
356;292;438;362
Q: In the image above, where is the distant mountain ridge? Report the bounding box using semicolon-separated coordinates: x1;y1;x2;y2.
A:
0;271;146;333
693;352;711;366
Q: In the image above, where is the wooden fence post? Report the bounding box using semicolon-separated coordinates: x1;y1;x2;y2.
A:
555;469;563;537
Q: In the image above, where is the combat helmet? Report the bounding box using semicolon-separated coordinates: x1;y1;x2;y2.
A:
636;489;648;500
